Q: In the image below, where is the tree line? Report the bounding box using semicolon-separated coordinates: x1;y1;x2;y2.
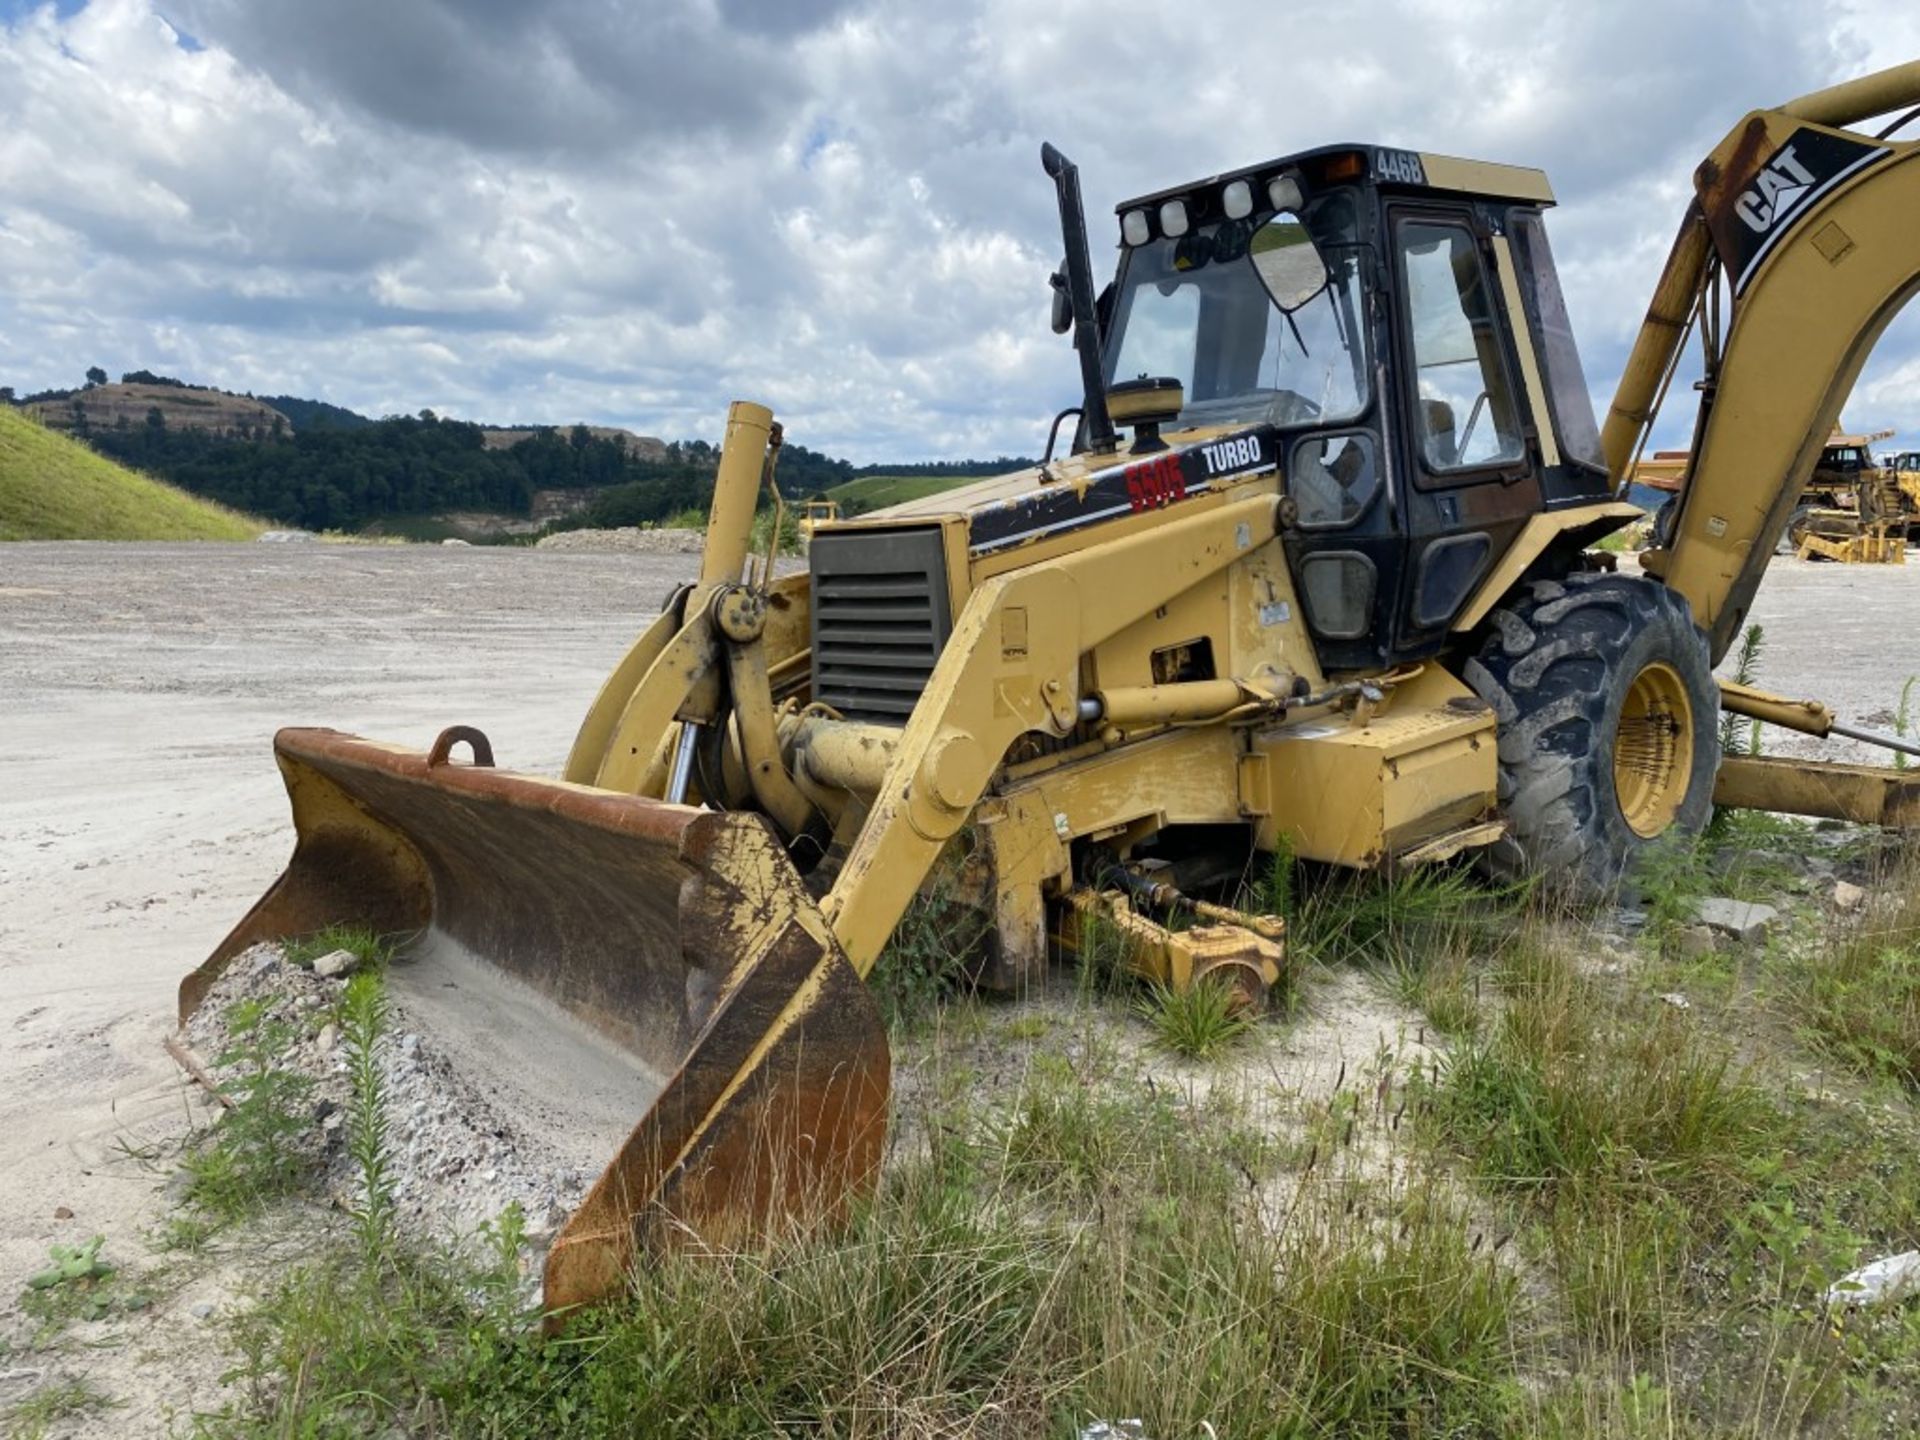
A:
2;366;1041;531
83;411;719;533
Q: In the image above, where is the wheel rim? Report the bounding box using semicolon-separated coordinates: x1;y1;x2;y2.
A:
1192;956;1268;1014
1613;661;1694;839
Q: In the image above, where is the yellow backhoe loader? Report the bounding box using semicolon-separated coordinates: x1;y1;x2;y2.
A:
179;62;1920;1314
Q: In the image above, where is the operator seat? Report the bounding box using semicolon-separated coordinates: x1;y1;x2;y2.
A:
1421;399;1459;469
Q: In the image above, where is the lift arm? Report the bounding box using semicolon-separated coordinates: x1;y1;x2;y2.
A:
1605;60;1920;663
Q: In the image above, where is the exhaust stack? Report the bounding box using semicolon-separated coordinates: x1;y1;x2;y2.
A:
1042;142;1117;455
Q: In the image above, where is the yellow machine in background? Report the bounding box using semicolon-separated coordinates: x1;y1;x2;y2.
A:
1649;429;1919;562
1777;430;1911;561
1891;450;1920;526
797;497;839;539
181;62;1920;1313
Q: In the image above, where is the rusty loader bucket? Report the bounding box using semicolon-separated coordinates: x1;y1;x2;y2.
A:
178;725;890;1315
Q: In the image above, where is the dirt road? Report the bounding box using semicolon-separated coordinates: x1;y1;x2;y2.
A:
0;543;690;1304
0;540;1914;1430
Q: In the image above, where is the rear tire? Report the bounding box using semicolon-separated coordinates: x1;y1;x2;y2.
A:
1782;505;1817;554
1463;572;1720;902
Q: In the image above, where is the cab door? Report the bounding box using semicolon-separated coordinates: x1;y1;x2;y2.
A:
1386;207;1546;653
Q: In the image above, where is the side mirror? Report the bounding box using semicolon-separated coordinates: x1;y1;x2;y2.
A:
1249;214;1329;312
1049;261;1072;335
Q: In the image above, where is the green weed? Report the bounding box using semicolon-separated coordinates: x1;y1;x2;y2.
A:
341;970;395;1267
1636;831;1715;937
1393;943;1484;1037
1069;907;1139;1006
1718;622;1766;760
1896;674;1915;771
1295;863;1517;969
281;923;392;971
167;842;1920;1437
3;1376;113;1438
25;1234;112;1291
1135;976;1256;1059
1799;854;1920;1088
867;881;989;1033
154;1211;217;1254
748;503;802;557
1001;1011;1053;1041
17;1236;149;1336
181;999;313;1219
1254;833;1296;922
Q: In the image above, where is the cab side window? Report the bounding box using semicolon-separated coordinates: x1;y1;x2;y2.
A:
1398;220;1524;475
1510;212;1605;472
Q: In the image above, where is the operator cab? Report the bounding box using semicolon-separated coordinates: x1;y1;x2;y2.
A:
1090;144;1613;670
1818;440;1878;475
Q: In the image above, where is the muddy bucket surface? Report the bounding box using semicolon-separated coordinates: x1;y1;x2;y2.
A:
180;726;890;1314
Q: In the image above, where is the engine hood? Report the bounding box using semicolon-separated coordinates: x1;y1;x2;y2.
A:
837;421;1279;560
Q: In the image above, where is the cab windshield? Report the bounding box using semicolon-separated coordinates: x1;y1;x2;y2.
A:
1104;190;1370;430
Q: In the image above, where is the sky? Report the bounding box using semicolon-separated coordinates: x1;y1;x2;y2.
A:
1;0;1918;462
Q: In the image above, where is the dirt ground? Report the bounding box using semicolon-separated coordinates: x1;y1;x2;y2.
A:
0;543;690;1429
1;540;1916;1431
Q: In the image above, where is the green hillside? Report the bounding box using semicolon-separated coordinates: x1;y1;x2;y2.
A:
0;407;261;541
826;474;983;510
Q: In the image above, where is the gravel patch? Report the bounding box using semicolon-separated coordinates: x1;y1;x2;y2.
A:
535;525;706;554
181;944;590;1255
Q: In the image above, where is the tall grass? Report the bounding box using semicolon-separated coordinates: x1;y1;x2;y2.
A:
1426;934;1777;1339
1135;976;1256;1058
1800;853;1920;1088
207;1035;1525;1439
181;835;1920;1436
1293;863;1520;970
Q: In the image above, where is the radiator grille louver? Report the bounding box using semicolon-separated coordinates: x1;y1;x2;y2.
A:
810;528;952;723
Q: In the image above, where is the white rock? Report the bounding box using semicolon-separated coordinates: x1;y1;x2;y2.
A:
441;537;473;547
1659;992;1691;1010
1827;1250;1920;1310
1831;880;1867;912
315;1023;339;1052
1691;897;1778;944
311;948;359;979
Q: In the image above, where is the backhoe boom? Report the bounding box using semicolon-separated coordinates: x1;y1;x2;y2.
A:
1607;61;1920;660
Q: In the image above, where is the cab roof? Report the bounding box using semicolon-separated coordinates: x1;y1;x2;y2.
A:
1117;143;1555;214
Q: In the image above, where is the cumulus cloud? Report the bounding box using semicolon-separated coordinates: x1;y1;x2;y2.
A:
1;0;1917;457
